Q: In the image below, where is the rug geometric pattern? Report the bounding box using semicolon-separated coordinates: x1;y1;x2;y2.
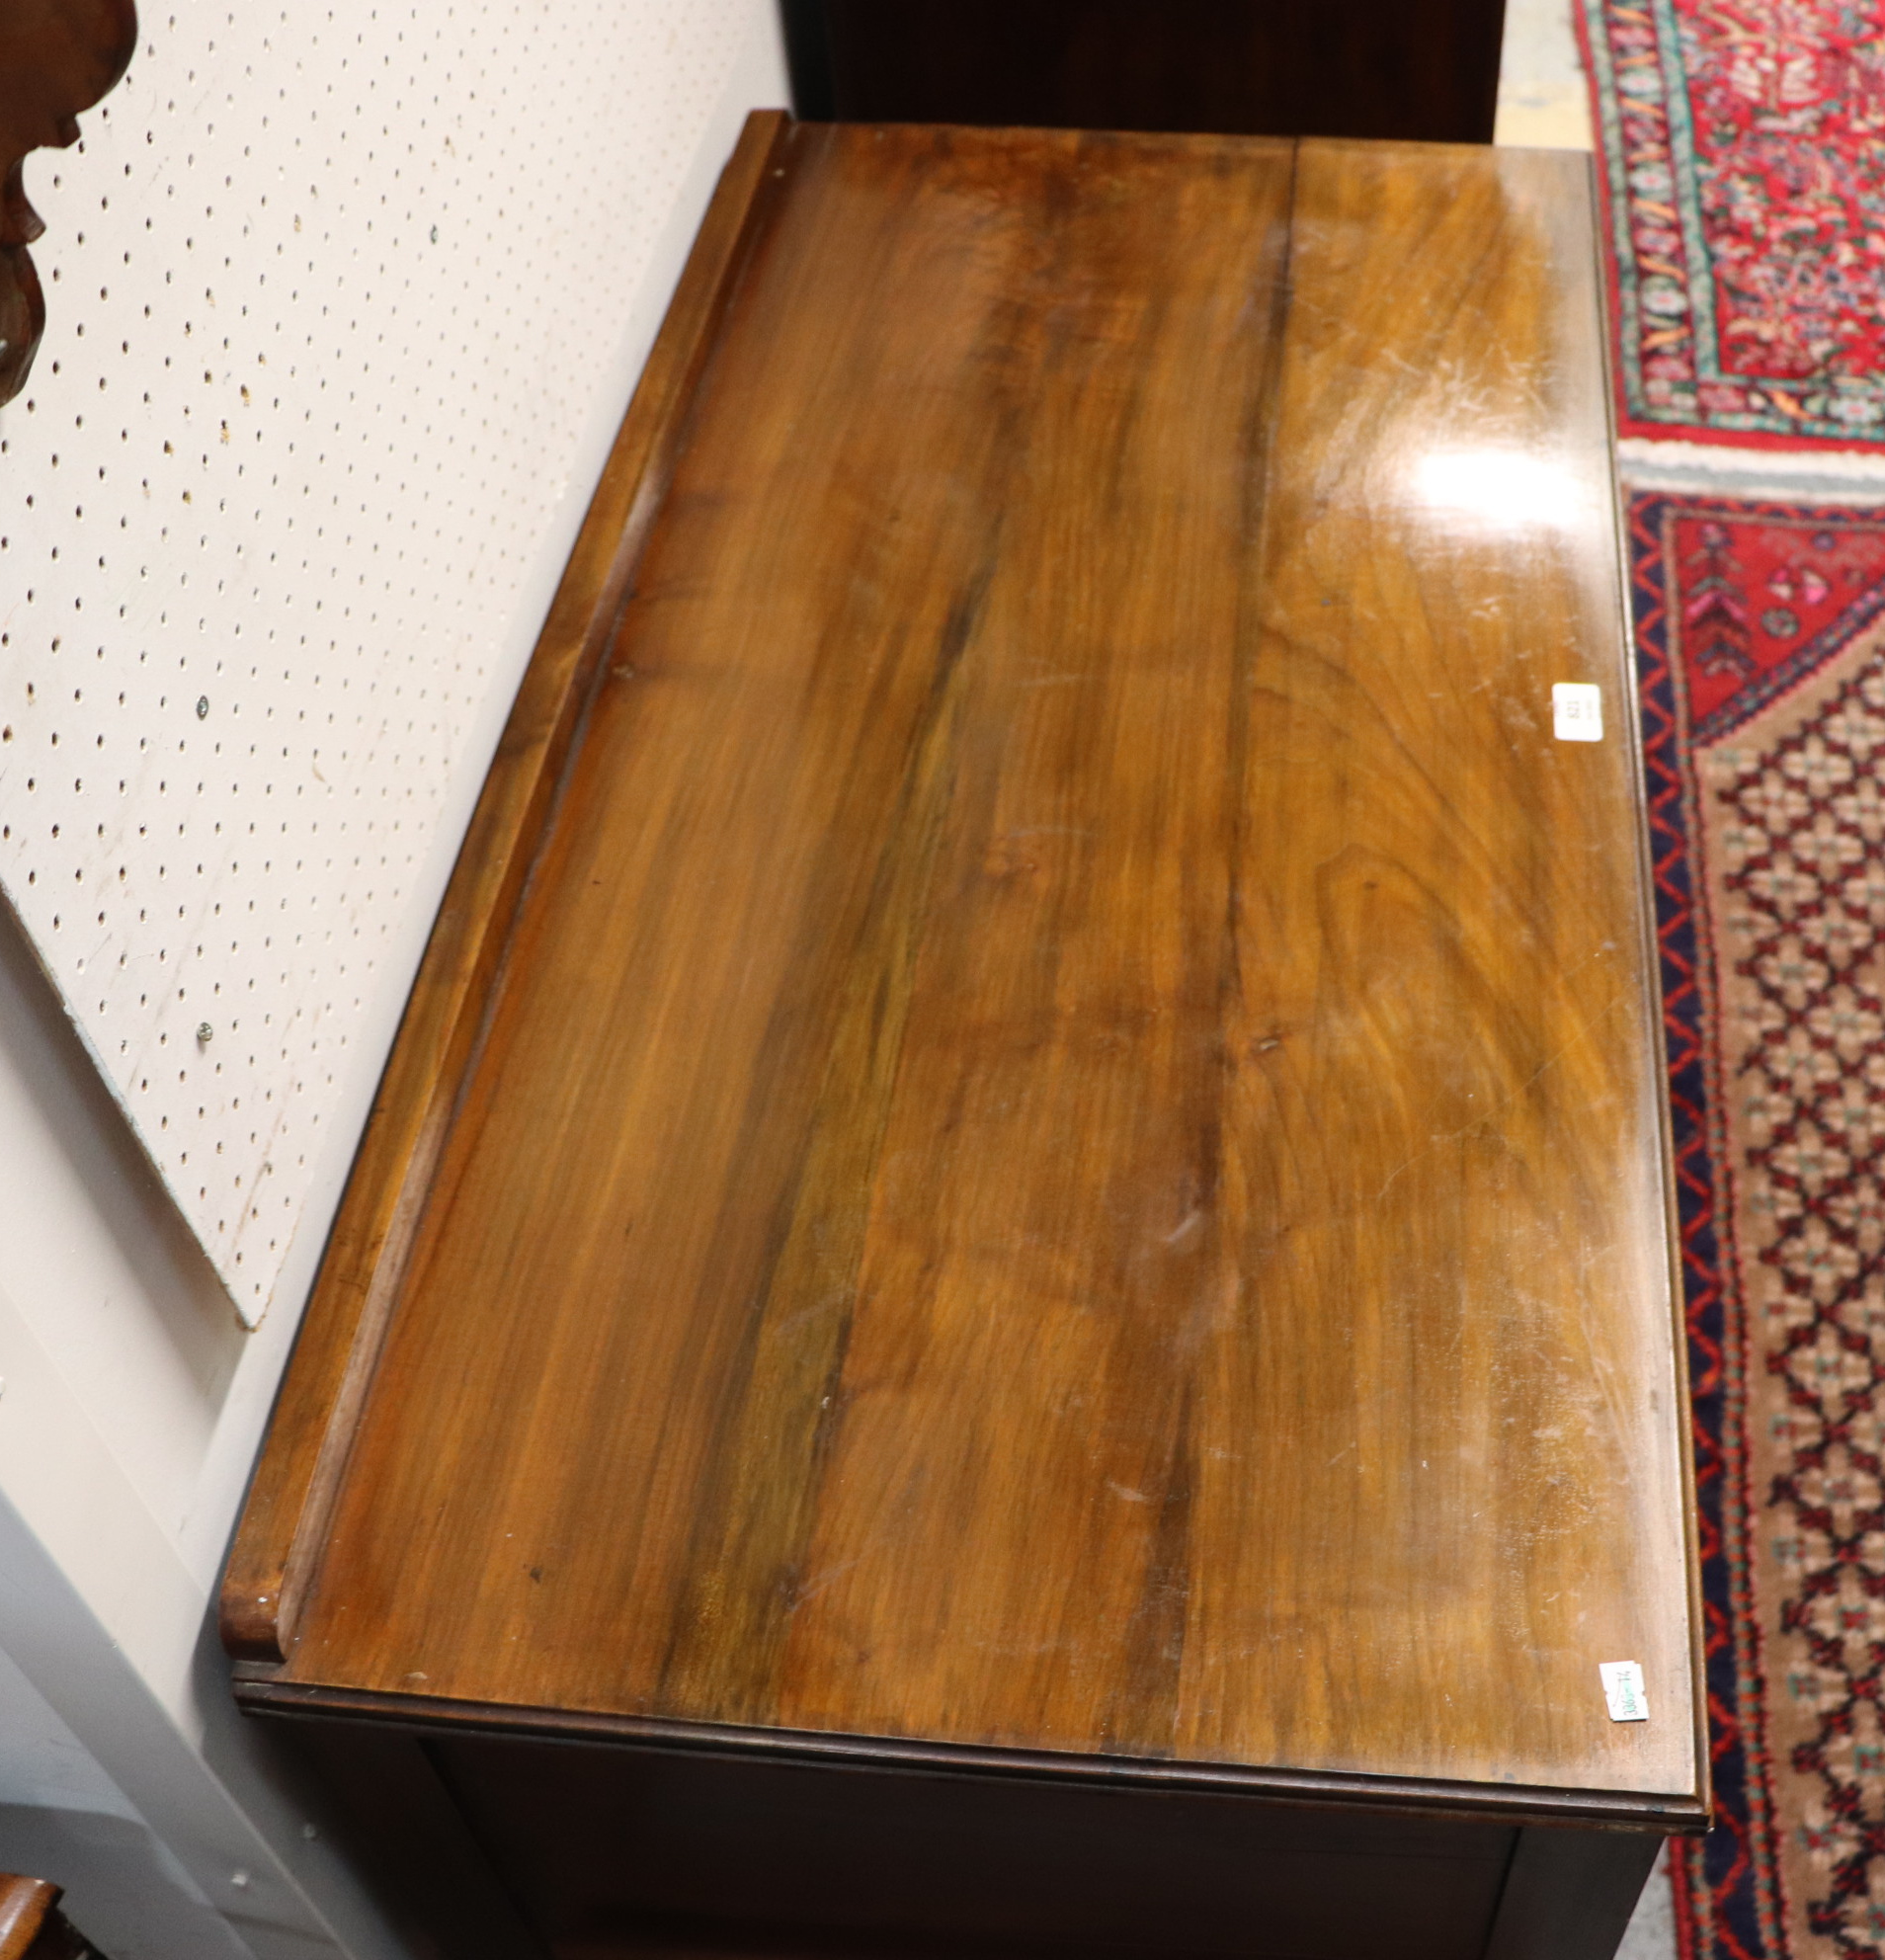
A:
1631;492;1885;1960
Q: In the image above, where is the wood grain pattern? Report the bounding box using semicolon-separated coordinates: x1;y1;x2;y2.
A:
226;126;1703;1824
218;108;794;1662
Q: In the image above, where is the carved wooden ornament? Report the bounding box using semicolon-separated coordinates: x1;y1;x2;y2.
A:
0;0;136;406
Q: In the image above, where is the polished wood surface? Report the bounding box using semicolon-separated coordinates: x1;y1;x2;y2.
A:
0;0;137;404
226;123;1701;1831
0;1876;92;1960
218;109;795;1664
789;0;1507;144
0;1877;56;1960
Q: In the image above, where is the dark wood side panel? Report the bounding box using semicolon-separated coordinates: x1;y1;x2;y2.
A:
261;1699;1673;1960
1482;1827;1663;1960
217;108;798;1663
285;1724;549;1960
400;1727;1517;1960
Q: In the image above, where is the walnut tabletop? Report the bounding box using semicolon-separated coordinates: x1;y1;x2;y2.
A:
224;118;1703;1848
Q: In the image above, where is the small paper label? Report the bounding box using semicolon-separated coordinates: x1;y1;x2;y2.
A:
1553;683;1603;742
1599;1661;1648;1722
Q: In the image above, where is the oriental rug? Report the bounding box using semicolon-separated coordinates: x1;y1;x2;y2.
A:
1579;0;1885;450
1632;491;1885;1959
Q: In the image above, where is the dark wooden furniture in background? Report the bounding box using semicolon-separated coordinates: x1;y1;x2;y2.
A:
222;113;1704;1960
780;0;1508;142
0;0;137;405
0;1874;103;1960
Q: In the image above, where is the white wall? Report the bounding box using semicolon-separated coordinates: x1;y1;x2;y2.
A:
0;3;790;1952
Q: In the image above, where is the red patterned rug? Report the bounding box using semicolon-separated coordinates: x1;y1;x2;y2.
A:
1633;492;1885;1958
1580;0;1885;449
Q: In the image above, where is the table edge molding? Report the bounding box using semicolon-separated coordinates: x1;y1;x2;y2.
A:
229;1672;1710;1835
215;106;799;1665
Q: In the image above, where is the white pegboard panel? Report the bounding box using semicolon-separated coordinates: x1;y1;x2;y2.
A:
0;0;773;1323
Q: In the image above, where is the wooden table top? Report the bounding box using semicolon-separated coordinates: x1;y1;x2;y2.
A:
224;117;1704;1831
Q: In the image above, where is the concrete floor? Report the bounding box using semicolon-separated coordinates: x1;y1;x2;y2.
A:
1495;0;1597;148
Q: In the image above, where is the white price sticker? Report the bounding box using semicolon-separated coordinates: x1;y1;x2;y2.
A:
1598;1661;1648;1723
1553;683;1604;742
